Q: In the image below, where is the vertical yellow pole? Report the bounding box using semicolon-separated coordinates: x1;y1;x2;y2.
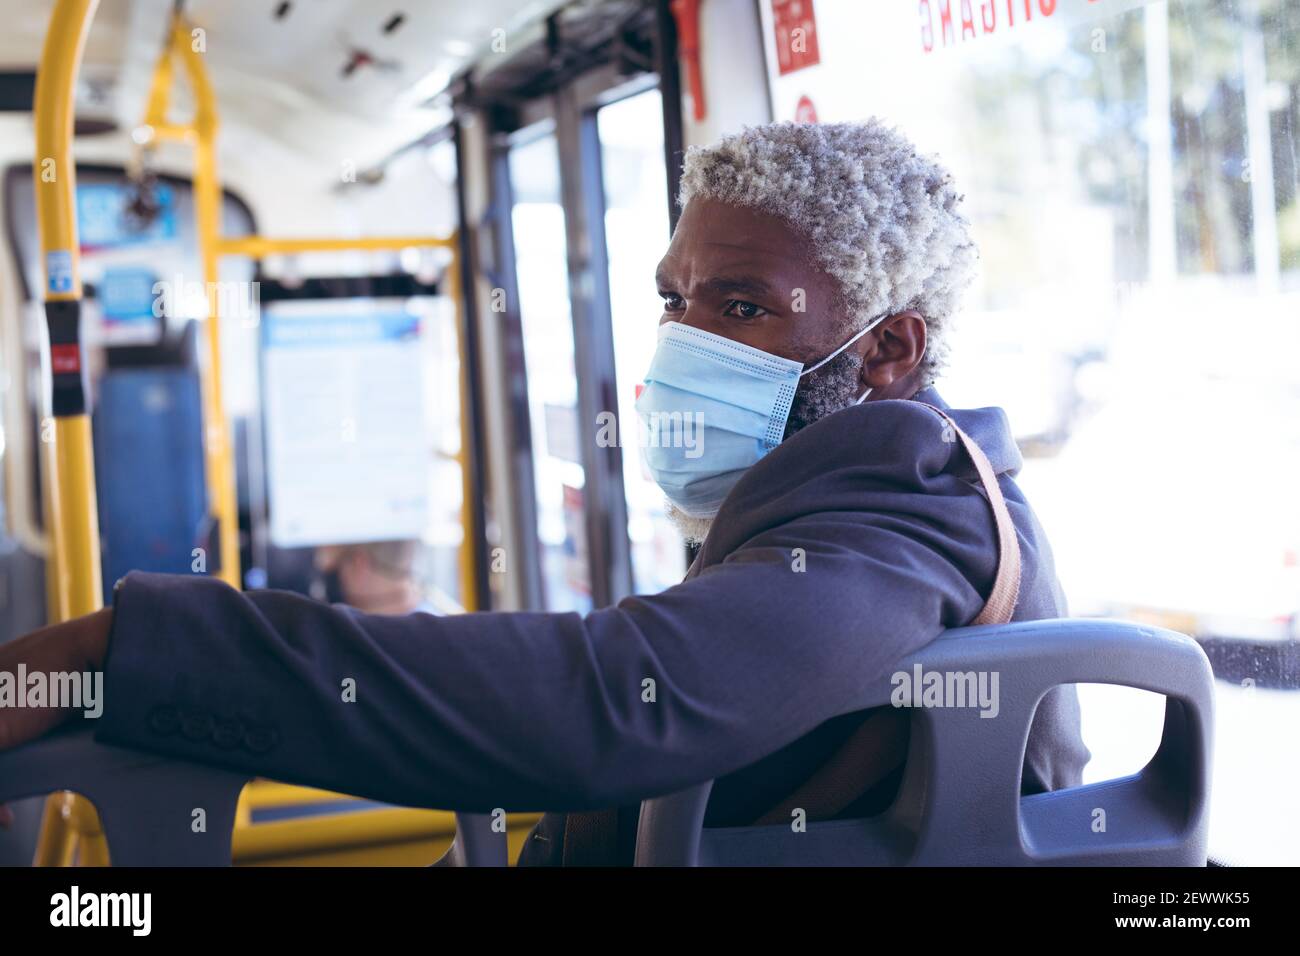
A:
177;23;241;589
33;793;79;867
447;242;480;612
68;795;111;866
31;0;107;867
141;29;174;131
134;22;240;588
33;0;103;619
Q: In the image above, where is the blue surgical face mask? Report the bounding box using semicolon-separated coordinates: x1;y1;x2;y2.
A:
635;317;885;518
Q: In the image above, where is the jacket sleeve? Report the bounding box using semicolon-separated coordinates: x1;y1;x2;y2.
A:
94;514;989;813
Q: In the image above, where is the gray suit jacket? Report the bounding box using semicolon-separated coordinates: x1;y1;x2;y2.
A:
93;387;1090;863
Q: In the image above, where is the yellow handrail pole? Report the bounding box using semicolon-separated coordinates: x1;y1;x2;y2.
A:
217;235;455;257
141;27;174;131
132;18;458;594
68;794;110;866
33;793;79;867
445;243;480;612
231;807;460;863
177;22;241;589
130;20;477;848
31;0;107;867
147;124;196;143
33;0;102;619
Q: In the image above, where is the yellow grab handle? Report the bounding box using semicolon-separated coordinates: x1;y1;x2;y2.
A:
32;0;107;869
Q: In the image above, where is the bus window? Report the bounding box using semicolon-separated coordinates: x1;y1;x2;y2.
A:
759;0;1300;864
507;127;592;613
250;139;469;613
597;88;688;593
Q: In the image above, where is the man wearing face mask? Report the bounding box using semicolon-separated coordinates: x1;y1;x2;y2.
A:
0;120;1088;864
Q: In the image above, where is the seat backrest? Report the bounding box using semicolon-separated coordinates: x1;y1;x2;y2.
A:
0;726;250;865
634;619;1214;866
0;728;505;866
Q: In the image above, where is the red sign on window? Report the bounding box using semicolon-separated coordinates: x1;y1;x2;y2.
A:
771;0;821;76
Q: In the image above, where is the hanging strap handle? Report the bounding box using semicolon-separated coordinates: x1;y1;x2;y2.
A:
753;403;1022;825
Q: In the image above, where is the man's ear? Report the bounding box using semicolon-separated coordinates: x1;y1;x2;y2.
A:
860;310;927;398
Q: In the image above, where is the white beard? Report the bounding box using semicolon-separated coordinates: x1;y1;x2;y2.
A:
665;501;714;547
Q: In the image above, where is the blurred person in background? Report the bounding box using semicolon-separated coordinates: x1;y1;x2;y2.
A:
313;541;439;616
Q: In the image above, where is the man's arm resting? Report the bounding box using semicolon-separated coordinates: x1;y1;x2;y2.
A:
87;519;981;814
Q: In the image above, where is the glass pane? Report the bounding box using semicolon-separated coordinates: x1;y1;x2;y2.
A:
508;131;592;613
761;0;1300;864
248;134;467;616
420;289;469;612
597;89;689;594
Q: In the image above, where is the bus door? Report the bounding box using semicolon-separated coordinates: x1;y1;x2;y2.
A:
595;86;689;594
499;114;599;613
466;2;690;610
488;73;685;609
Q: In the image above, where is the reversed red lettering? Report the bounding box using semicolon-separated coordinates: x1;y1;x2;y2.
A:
939;0;955;46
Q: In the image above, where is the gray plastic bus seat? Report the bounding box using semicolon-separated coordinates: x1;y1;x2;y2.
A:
0;618;1212;867
0;728;506;866
432;812;508;867
635;618;1214;866
0;728;249;865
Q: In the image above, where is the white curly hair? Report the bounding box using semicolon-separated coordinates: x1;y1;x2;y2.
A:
678;119;978;385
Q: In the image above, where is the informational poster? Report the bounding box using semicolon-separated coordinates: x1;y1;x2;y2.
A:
262;299;432;548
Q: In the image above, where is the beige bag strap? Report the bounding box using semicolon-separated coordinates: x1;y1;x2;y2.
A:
753;402;1022;825
919;403;1021;626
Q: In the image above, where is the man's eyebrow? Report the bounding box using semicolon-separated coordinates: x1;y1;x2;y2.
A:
698;274;778;299
654;270;779;298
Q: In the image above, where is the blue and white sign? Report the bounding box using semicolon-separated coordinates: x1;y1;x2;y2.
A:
100;268;158;320
45;249;74;294
262;299;433;548
98;267;161;344
76;182;177;250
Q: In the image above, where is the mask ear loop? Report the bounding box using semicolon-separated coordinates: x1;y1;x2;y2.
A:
805;312;890;407
800;312;890;378
850;313;930;406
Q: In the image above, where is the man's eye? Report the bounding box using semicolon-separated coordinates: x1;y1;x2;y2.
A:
661;293;685;311
724;300;767;320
